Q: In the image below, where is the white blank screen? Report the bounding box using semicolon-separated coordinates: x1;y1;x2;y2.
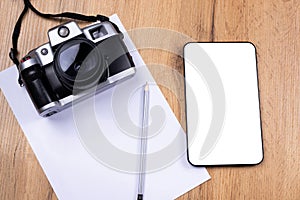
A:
184;42;263;166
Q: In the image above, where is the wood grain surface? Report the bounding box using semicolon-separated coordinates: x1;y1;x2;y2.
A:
0;0;299;199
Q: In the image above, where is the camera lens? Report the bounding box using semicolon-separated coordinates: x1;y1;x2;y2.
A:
54;38;105;91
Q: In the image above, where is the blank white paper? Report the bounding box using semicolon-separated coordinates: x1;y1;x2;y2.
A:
0;15;210;200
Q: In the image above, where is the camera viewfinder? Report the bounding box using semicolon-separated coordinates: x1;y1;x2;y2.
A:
89;25;108;40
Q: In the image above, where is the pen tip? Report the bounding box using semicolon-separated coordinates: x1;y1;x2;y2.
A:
144;82;149;91
137;194;143;200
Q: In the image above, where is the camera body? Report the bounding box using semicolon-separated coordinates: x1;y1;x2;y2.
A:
19;21;135;117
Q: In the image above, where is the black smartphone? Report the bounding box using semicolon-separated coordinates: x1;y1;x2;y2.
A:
184;42;263;166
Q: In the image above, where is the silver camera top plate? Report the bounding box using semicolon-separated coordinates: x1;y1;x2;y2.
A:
35;43;54;66
48;21;83;47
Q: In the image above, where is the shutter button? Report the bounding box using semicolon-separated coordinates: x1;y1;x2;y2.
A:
58;26;70;38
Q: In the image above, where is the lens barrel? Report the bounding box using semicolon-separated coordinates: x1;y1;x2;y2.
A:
54;38;105;92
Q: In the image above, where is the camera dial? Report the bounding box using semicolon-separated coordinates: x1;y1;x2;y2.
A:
58;26;70;38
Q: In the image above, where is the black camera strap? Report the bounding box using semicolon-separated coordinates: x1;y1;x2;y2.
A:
9;0;110;86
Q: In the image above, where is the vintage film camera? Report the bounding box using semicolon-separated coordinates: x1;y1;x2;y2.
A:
19;21;135;117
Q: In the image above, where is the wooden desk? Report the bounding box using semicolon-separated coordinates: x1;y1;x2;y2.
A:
0;0;299;199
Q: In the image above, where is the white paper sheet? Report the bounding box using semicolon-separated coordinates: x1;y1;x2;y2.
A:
0;15;210;200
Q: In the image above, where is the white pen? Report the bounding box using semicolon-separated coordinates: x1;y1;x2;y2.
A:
137;82;150;200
